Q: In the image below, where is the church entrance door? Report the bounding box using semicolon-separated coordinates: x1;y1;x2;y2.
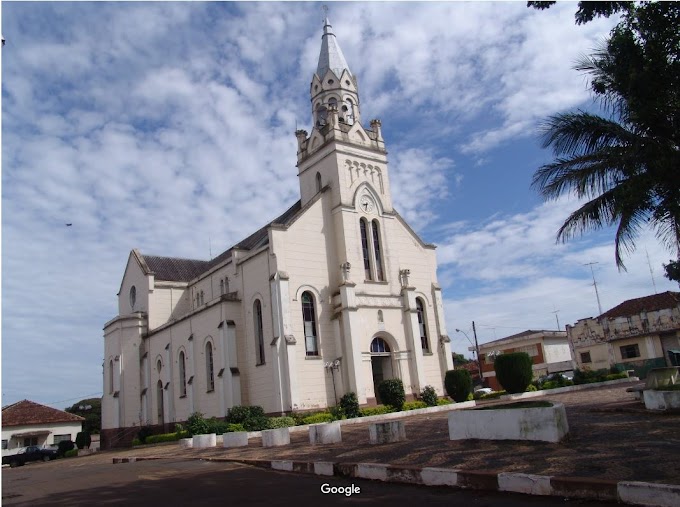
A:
370;337;393;404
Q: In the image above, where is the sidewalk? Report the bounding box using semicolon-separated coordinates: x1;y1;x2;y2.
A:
105;383;680;505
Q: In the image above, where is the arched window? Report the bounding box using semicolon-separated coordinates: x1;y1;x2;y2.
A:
254;300;265;365
157;380;164;424
206;342;215;392
109;360;114;394
220;279;224;295
370;337;390;354
360;218;373;280
328;97;337;109
372;220;384;281
377;310;384;323
178;351;187;397
316;172;322;192
416;298;430;352
200;291;204;306
316;105;328;126
224;277;230;293
157;359;162;373
301;292;319;356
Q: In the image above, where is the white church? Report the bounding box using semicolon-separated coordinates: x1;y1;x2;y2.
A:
102;17;453;447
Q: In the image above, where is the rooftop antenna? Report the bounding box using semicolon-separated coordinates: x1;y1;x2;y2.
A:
584;262;603;315
645;248;658;294
552;308;561;331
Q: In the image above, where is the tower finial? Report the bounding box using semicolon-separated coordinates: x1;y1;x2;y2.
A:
322;4;329;21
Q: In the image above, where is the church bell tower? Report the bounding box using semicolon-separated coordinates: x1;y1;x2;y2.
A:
295;17;393;215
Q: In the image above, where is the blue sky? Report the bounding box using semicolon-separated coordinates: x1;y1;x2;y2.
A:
2;1;677;408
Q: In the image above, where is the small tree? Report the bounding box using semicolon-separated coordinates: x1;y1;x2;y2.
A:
186;412;210;436
377;379;406;410
57;440;75;457
494;352;533;394
444;369;472;402
420;385;438;407
75;431;91;450
339;392;361;419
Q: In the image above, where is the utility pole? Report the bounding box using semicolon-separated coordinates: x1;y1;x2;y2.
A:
472;321;482;384
584;262;603;315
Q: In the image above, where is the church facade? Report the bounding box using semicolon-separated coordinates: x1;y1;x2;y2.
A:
102;18;453;447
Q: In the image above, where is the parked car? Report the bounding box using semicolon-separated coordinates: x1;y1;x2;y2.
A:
2;446;58;468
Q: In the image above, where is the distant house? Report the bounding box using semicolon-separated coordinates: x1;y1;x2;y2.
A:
567;291;680;378
2;400;84;453
470;330;573;391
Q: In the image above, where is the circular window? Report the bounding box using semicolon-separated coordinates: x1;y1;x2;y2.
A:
328;79;334;84
157;359;162;373
345;80;350;86
129;286;137;309
314;85;318;91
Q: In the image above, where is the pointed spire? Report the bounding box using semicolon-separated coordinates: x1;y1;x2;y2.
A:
316;17;352;79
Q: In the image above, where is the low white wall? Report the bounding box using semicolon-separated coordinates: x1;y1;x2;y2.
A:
643;390;680;411
500;377;639;401
309;422;342;445
223;432;249;448
192;434;217;448
448;402;569;443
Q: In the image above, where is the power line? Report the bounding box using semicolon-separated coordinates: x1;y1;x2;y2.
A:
44;392;103;407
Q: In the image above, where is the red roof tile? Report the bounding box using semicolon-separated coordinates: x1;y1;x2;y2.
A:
600;291;680;319
2;400;85;427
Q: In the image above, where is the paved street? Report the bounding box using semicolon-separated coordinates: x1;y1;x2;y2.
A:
2;458;615;506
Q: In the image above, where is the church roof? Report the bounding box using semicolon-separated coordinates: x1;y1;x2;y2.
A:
316;17;352;78
143;255;210;282
139;200;303;283
2;400;84;427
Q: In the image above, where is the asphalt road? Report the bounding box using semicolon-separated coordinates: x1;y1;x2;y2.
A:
2;458;616;506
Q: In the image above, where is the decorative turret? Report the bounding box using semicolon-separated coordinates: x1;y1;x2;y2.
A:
310;17;360;127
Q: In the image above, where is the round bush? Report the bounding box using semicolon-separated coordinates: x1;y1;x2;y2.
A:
339;392;361;419
243;415;271;432
225;406;251;425
494;352;533;394
57;440;75;457
75;431;91;449
444;369;472;402
269;416;296;429
377;379;406;410
186;412;210;436
420;385;438;406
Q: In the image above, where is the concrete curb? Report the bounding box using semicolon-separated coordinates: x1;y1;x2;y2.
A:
500;377;640;401
113;456;680;506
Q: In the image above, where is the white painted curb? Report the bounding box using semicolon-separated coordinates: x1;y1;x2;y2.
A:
356;463;389;481
271;460;293;472
498;472;552;496
421;467;459;486
618;481;680;507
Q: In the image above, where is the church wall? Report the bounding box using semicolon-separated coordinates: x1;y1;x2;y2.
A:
118;256;149;315
148;286;188;330
276;195;340;410
238;250;277;412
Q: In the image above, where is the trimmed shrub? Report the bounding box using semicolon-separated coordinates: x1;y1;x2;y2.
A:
339;392;361;419
436;397;452;406
131;438;142;446
242;415;271;432
403;401;427;411
420;385;438;407
301;412;334;425
328;405;344;421
225;423;245;433
377;379;406;410
64;449;78;458
186;412;210;436
359;405;394;417
137;426;154;444
525;384;538;392
57;440;75;457
269;416;296;429
444;369;472;402
75;431;91;450
225;406;250;425
494;352;533;394
605;373;628;381
146;431;189;444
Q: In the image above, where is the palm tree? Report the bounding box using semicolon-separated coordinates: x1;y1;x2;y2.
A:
532;3;680;269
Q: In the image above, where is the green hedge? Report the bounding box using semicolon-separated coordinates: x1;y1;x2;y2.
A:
269;416;296;428
360;405;395;417
146;431;189;444
64;449;78;458
494;352;533;393
377;379;406;410
444;369;472;402
436;397;452;405
301;412;334;425
403;401;428;411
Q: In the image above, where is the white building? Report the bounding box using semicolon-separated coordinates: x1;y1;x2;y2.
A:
2;400;84;453
102;17;453;448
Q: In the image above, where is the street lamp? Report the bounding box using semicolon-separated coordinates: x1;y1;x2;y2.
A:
455;328;483;383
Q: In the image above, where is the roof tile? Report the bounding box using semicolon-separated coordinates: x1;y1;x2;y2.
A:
2;400;85;427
